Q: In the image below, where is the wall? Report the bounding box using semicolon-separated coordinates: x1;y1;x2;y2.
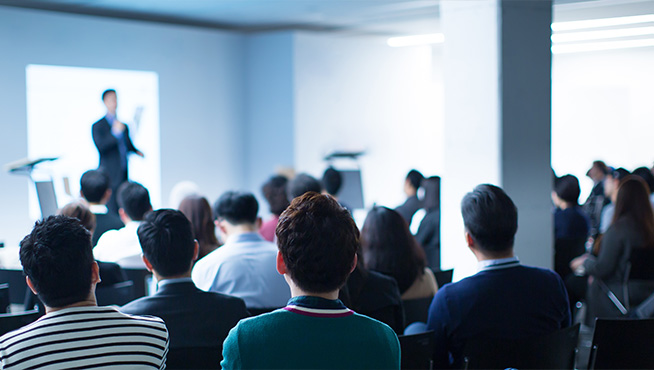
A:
0;6;246;248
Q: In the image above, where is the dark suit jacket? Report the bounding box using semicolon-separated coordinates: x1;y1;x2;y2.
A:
92;212;124;247
120;280;249;351
395;195;422;225
92;117;139;189
426;264;571;368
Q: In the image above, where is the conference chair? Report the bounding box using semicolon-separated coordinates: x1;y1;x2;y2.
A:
588;318;654;369
96;280;134;306
398;330;435;370
123;268;152;300
402;296;433;328
0;283;9;313
0;269;28;305
167;346;222;369
461;323;580;370
432;269;453;288
597;247;654;315
247;307;281;317
0;309;42;336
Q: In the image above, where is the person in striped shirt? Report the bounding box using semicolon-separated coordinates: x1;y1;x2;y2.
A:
0;215;169;369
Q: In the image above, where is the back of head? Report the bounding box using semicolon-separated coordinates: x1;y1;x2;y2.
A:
80;170;110;203
262;175;290;216
178;195;218;248
287;173;322;200
422;176;441;210
60;201;96;233
461;184;518;253
406;170;425;191
138;209;196;277
361;206;425;292
633;167;654;194
276;192;359;293
118;182;152;221
554;174;581;205
214;191;259;225
19;215;95;308
593;161;609;175
322;167;343;196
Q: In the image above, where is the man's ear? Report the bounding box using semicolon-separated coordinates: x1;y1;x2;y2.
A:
255;217;262;230
465;231;475;248
192;240;200;262
25;276;38;296
118;208;129;223
276;251;287;275
350;253;358;273
92;261;101;284
142;255;154;273
101;189;112;204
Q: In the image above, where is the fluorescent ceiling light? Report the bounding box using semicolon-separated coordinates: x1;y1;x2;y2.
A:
552;26;654;43
552;38;654;54
552;14;654;32
387;33;444;47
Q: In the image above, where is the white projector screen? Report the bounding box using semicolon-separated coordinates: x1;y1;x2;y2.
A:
26;64;160;219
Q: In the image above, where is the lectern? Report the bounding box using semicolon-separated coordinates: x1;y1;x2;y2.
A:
5;157;59;219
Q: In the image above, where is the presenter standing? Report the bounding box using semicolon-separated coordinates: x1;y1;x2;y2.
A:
92;89;143;214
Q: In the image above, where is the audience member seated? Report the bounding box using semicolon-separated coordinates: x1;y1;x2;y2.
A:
426;184;570;368
260;175;290;242
178;195;220;261
599;168;630;234
0;216;168;369
571;176;654;325
221;192;400;369
583;160;610;238
192;191;290;308
286;173;322;200
361;206;437;300
94;181;152;268
632;166;654;206
552;175;589;279
414;176;441;270
322;166;351;211
395;169;424;226
121;209;248;362
80;169;124;246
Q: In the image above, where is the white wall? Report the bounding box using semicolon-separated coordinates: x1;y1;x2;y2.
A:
0;6;246;248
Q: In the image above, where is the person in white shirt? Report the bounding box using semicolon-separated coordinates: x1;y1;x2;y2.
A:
192;191;291;309
94;181;152;268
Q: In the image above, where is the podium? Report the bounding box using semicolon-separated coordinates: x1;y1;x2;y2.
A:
5;157;59;219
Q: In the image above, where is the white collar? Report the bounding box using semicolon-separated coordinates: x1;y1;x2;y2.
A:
477;256;520;272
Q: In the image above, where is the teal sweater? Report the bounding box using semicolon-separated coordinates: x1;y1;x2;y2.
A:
221;296;400;369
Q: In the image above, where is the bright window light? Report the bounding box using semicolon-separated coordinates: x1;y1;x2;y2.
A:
552;38;654;54
552;26;654;43
387;33;445;47
552;14;654;32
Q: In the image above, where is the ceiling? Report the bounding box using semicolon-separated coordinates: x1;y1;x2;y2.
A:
0;0;653;35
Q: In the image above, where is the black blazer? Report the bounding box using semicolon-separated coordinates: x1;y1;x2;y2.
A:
92;117;139;188
120;281;249;350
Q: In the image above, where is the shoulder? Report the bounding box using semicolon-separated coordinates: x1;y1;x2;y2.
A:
92;117;108;128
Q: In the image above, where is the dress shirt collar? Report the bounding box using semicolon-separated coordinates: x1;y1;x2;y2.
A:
89;204;108;214
283;296;353;318
226;232;266;245
477;256;520;272
157;277;193;289
105;113;116;123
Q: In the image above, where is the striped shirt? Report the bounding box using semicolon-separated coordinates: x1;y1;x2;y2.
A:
0;306;168;369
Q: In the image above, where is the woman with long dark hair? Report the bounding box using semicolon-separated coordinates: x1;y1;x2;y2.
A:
571;176;654;321
178;195;220;261
361;206;438;300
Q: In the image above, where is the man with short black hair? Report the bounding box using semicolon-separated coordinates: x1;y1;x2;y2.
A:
80;169;124;246
426;184;570;368
192;191;290;308
221;192;400;369
0;216;168;369
94;181;153;268
287;173;322;200
121;209;248;367
396;169;424;225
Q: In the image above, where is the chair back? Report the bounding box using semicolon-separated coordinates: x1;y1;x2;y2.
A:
96;280;134;306
0;309;42;336
462;324;580;370
166;346;222;369
398;330;435;370
0;283;9;313
432;269;453;288
589;318;654;369
122;268;152;300
247;307;281;317
0;269;28;304
403;296;433;327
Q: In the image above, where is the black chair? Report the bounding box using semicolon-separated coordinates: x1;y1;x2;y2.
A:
0;283;9;313
122;268;152;301
402;296;433;327
96;280;134;306
462;324;580;370
398;330;435;370
247;307;281;316
432;269;453;288
166;346;221;369
0;309;42;336
0;269;28;305
588;318;654;369
597;247;654;315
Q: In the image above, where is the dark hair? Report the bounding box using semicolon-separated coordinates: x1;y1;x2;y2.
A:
117;182;152;221
612;176;654;247
406;170;425;190
59;201;96;234
593;161;609;175
554;174;581;205
461;184;518;253
102;89;116;101
422;176;441;211
138;209;196;277
19;216;95;308
287;173;322;200
178;195;219;259
262;175;290;216
611;168;630;182
322;167;343;196
80;170;110;203
276;192;359;293
214;191;259;225
632;167;654;194
361;207;426;294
